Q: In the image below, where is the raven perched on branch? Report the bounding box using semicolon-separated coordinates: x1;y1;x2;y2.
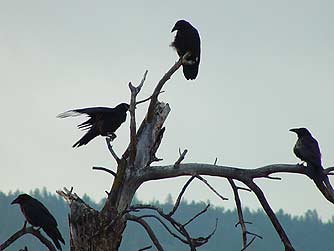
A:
11;194;65;250
171;19;201;80
58;103;129;147
290;127;323;179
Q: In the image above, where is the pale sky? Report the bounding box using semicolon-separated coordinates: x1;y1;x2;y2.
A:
1;1;334;220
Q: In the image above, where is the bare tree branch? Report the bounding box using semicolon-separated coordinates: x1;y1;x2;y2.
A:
0;226;56;251
138;245;152;251
241;236;256;251
228;178;262;250
195;175;228;201
174;149;188;168
106;137;120;164
136;91;165;106
228;178;248;249
147;53;190;122
168;175;195;216
144;163;334;203
183;204;210;227
127;214;164;251
138;214;188;243
129;71;148;165
245;180;294;251
92;166;117;177
18;247;28;251
130;202;217;250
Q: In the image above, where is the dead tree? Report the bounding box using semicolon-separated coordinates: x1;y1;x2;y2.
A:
2;54;334;251
55;54;334;251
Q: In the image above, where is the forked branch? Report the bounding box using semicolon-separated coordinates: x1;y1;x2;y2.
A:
129;176;217;250
0;226;56;251
228;178;262;250
129;70;148;165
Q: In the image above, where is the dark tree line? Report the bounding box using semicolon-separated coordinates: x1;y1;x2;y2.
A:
1;190;334;251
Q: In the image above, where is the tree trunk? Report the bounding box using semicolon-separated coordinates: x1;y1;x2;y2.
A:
68;178;140;251
68;102;170;251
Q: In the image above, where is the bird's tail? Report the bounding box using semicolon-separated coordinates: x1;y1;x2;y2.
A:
307;162;323;180
43;226;65;250
182;64;199;80
73;128;98;148
308;162;334;193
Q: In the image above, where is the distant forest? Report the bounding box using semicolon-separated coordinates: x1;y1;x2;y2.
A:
1;189;333;251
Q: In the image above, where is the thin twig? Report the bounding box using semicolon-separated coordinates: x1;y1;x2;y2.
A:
138;214;187;244
127;215;163;251
168;175;196;216
92;166;116;177
138;245;152;251
245;180;295;251
130;203;217;249
106;137;120;163
136;91;165;106
228;178;249;250
174;149;188;168
236;186;252;192
265;175;282;180
195;175;228;201
183;204;210;227
241;236;256;251
246;231;263;239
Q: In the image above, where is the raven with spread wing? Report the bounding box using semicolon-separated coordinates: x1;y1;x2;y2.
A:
58;103;129;147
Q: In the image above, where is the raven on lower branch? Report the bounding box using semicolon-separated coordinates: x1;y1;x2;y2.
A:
11;194;65;250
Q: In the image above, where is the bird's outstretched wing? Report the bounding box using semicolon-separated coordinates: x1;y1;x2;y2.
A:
57;107;113;118
72;126;99;148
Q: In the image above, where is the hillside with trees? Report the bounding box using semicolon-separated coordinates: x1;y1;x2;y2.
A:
1;189;333;251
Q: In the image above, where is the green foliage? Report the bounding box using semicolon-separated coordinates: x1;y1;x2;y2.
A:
1;190;333;251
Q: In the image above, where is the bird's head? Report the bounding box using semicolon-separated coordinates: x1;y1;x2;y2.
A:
289;127;312;137
116;103;130;112
171;19;191;32
11;194;31;205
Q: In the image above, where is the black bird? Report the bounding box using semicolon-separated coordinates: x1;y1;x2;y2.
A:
58;103;129;147
11;194;65;250
171;19;201;80
290;127;323;178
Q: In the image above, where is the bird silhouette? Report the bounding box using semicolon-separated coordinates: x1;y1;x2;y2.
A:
171;19;201;80
58;103;129;147
11;194;65;250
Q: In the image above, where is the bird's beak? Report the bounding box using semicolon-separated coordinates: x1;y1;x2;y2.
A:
171;26;176;32
289;128;297;133
11;198;19;205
